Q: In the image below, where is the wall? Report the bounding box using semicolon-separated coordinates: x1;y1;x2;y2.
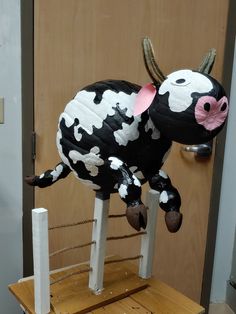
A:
210;38;236;303
0;0;23;313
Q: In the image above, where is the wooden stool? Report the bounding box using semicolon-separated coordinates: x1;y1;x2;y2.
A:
8;190;205;313
9;258;205;314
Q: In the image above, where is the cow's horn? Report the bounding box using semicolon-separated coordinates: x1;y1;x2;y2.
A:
142;37;166;84
198;48;216;74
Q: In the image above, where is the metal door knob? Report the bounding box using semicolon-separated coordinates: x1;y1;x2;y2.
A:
181;141;212;158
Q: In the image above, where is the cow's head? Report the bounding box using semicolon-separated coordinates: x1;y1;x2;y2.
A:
134;38;228;144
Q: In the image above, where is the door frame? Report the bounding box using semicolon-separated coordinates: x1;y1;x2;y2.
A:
21;0;235;310
200;0;236;310
21;0;34;277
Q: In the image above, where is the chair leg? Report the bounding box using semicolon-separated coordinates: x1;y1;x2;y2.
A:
139;190;159;279
89;194;110;293
32;208;50;314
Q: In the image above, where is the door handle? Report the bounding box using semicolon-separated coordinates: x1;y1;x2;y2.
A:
181;141;213;158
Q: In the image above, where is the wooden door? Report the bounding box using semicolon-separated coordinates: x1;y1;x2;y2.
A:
34;0;229;302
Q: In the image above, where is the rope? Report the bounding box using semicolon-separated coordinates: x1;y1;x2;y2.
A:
107;232;146;241
49;213;127;230
104;255;143;265
50;231;145;257
49;211;130;231
49;219;96;230
50;255;142;285
50;267;92;286
108;213;126;218
50;241;95;257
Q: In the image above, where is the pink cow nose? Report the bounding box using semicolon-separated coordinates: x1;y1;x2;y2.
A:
195;95;228;131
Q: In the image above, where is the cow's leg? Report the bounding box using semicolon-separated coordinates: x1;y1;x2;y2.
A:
25;162;71;188
148;169;182;233
107;157;147;231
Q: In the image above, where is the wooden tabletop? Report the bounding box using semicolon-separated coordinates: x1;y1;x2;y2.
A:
9;259;205;314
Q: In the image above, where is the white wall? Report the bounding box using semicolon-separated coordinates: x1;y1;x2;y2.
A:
210;38;236;303
0;0;23;313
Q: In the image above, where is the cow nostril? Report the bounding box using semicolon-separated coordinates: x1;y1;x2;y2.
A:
221;102;227;111
175;78;186;84
204;103;211;112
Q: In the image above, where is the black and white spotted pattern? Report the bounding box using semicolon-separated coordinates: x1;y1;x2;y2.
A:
55;80;172;197
32;80;177;212
107;156;142;207
27;68;228;232
149;169;181;213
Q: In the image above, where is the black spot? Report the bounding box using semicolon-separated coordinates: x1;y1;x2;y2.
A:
176;78;186;84
221;102;227;111
204;102;211;112
83;80;141;104
74;118;79;125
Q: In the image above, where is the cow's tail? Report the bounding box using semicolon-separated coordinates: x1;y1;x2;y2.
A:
25;162;71;188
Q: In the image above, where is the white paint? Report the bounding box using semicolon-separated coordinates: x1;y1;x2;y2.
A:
117;91;137;117
139;190;159;278
210;39;236;303
51;164;64;182
159;69;213;112
145;117;160;139
108;156;123;170
89;197;110;293
61;89;139;145
113;117;141;146
132;174;141;187
62;90;137;135
160;191;168;203
118;184;128;198
159;169;168;179
32;209;50;314
69;146;104;177
74;124;82;142
0;1;23;312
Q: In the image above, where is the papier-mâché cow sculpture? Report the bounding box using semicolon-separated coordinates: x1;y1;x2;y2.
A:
26;38;229;233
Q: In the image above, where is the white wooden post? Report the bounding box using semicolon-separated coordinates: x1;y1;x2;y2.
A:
32;208;50;314
89;196;110;293
139;189;159;279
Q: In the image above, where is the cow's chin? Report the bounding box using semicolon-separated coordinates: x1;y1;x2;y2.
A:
157;123;223;145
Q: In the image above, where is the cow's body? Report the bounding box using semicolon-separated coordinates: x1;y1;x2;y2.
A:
27;47;228;233
57;80;171;194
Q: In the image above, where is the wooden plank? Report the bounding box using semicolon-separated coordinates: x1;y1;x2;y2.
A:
91;296;152;313
139;189;159;278
50;263;148;314
32;208;50;313
129;260;204;314
9;259;204;314
131;287;204;314
89;196;109;293
9;280;54;314
146;278;205;313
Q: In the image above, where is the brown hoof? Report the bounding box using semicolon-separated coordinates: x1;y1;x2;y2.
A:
165;211;183;233
25;175;36;186
126;204;148;231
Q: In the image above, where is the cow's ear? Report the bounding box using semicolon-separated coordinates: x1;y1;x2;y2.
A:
133;83;157;116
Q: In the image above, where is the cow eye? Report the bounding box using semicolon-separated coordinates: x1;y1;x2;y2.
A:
204;103;211;112
221;102;227;111
175;78;186;84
